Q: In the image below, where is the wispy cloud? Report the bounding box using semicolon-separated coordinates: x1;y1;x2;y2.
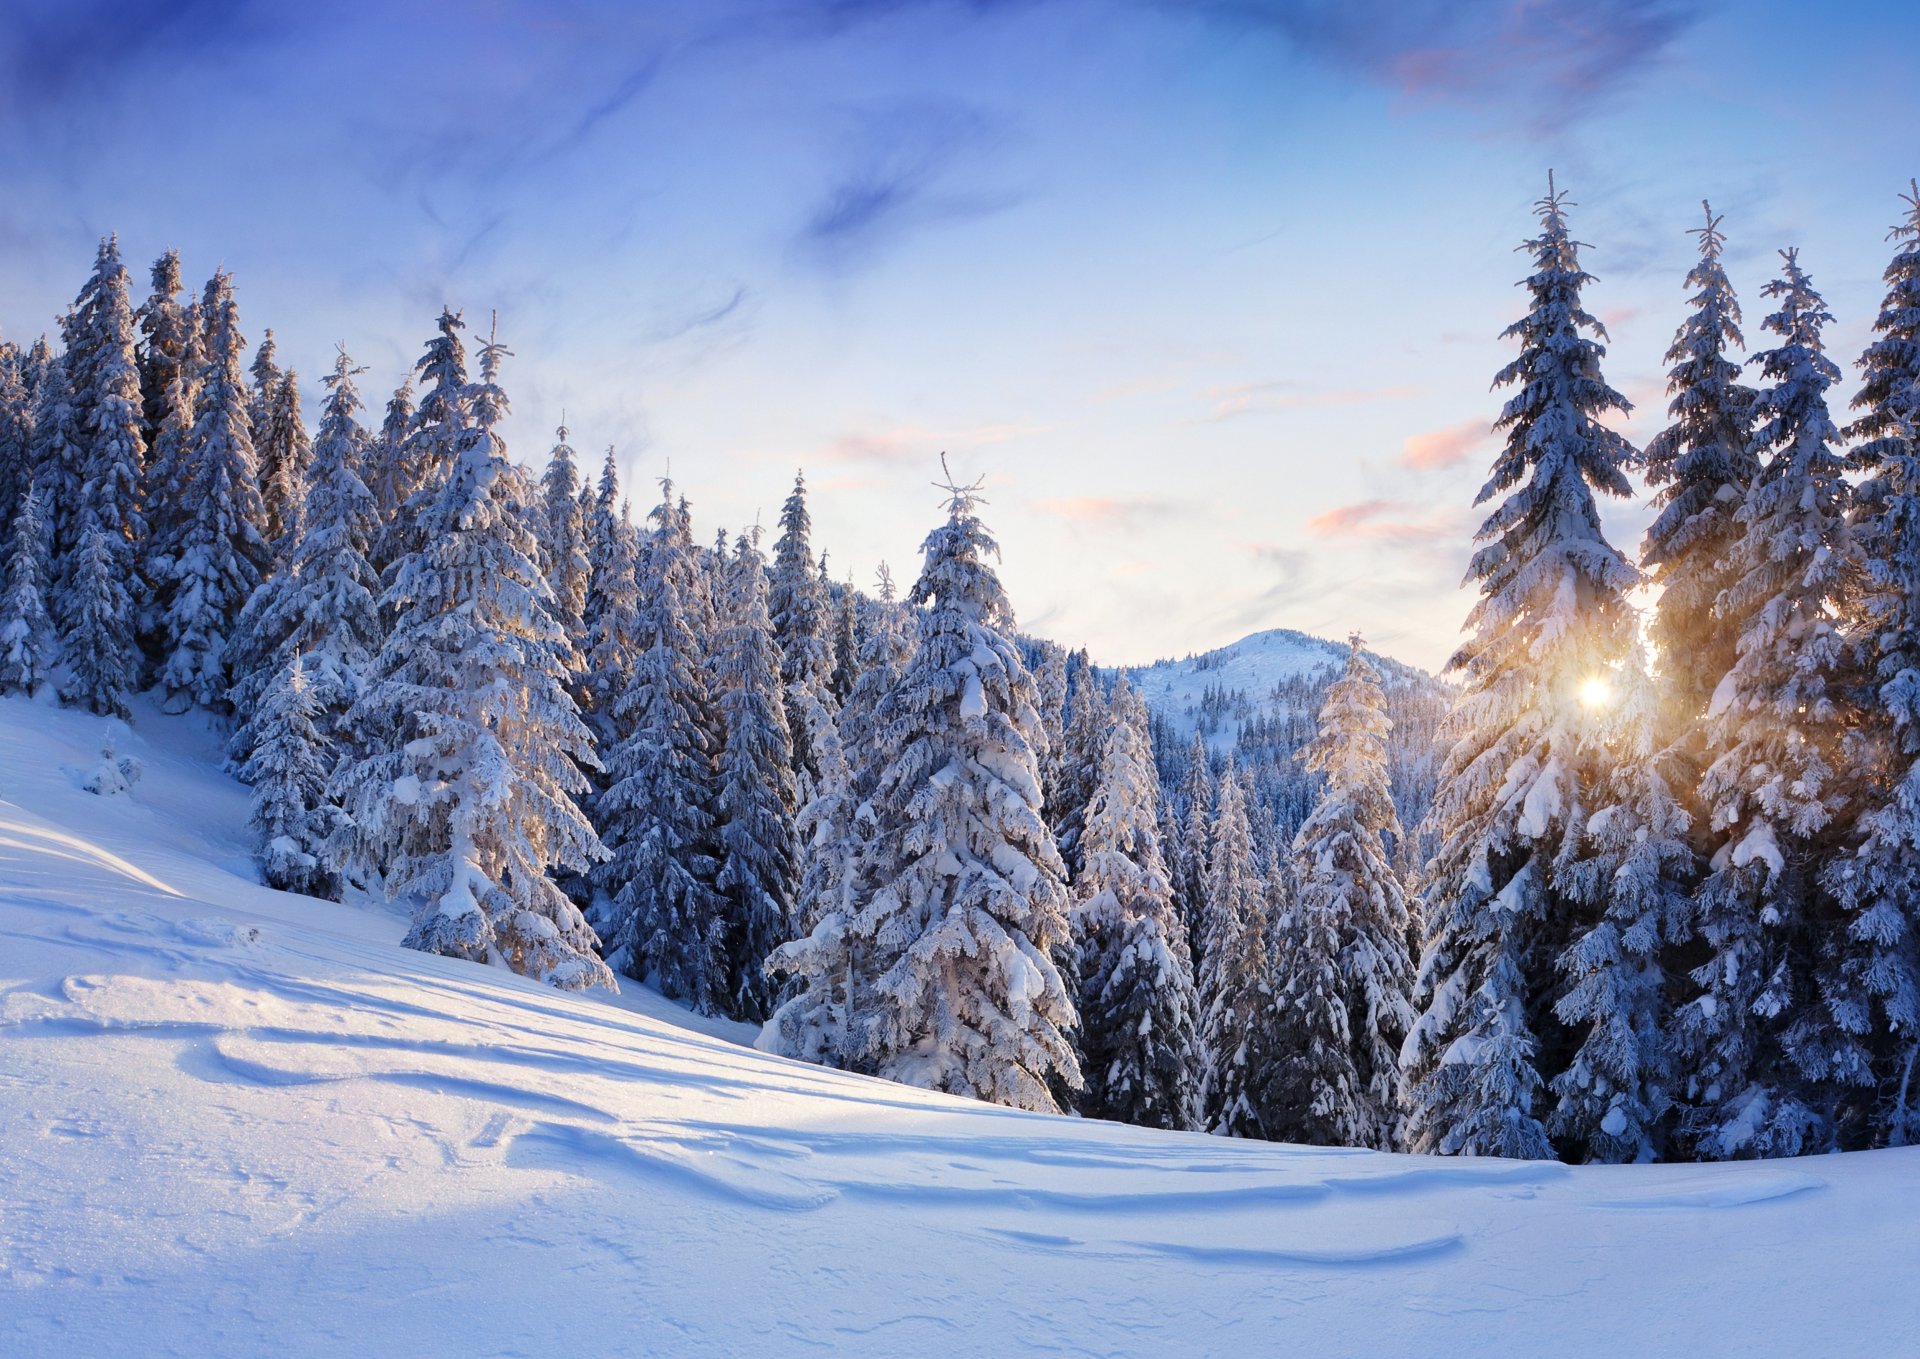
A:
1032;495;1191;530
1400;417;1490;470
1189;0;1706;130
814;417;1040;466
794;100;1020;270
1204;380;1421;422
1307;497;1458;545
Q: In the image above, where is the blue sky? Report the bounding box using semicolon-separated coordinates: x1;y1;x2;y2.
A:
1;0;1915;671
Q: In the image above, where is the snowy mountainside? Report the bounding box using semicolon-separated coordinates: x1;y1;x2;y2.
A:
1119;627;1445;751
2;694;1916;1356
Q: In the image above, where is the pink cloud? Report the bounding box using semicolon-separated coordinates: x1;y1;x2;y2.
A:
816;419;1041;466
1034;496;1185;530
1307;498;1461;547
1400;418;1491;470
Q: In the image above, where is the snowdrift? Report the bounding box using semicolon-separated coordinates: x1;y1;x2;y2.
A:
1;694;1913;1356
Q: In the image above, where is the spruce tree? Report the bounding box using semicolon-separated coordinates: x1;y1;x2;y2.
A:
28;354;84;588
1679;249;1860;1159
248;329;279;436
853;470;1079;1111
770;470;832;784
0;344;33;530
1073;673;1201;1130
577;447;642;760
66;237;148;626
60;524;133;718
761;687;869;1068
1196;763;1277;1138
227;347;381;760
1173;730;1215;969
138;280;202;660
1550;647;1691;1162
713;532;801;1022
1641;203;1758;750
135;250;195;456
1049;658;1110;882
1403;178;1640;1159
249;656;346;898
1825;183;1920;1148
332;328;611;991
1267;636;1417;1150
374;309;467;578
0;489;55;695
256;369;312;551
158;272;270;713
538;423;590;642
363;380;414;540
593;479;725;1008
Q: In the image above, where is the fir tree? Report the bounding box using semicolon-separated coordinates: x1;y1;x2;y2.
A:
1679;248;1860;1159
65;237;148;627
249;656;345;898
577;447;642;759
332;327;611;991
1824;184;1920;1148
1049;658;1110;882
134;251;195;463
157;272;269;713
761;687;869;1068
539;423;591;642
1550;649;1691;1162
1073;673;1201;1130
770;470;832;784
363;380;415;538
60;524;133;718
713;532;801;1022
256;369;312;551
0;489;55;695
1173;729;1215;970
0;343;33;530
1267;636;1417;1150
593;480;725;1009
138;280;202;660
1641;203;1758;749
1196;763;1276;1138
854;469;1079;1111
248;328;279;435
374;309;467;578
227;347;381;760
1403;178;1640;1159
28;354;84;588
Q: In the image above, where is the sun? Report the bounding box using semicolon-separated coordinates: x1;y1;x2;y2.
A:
1577;676;1615;711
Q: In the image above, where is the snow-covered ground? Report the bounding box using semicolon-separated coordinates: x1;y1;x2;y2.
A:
2;693;1914;1357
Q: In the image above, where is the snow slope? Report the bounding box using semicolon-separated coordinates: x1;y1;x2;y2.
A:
2;694;1915;1357
1122;627;1444;748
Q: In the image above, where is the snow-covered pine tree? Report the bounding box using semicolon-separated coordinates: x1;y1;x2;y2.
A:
577;447;642;760
331;327;611;991
60;523;134;718
0;342;34;530
592;478;726;1008
27;354;84;588
770;470;832;785
137;268;202;660
760;686;869;1068
1196;762;1277;1138
373;309;467;579
1266;636;1417;1150
1073;672;1201;1130
713;531;801;1022
0;488;55;695
64;237;148;639
248;655;346;898
157;271;270;712
827;573;860;709
1823;183;1920;1148
1173;729;1215;969
1678;248;1861;1159
1402;177;1640;1160
362;380;414;541
227;347;382;762
1032;643;1069;800
1550;646;1691;1162
1641;203;1758;754
853;468;1079;1111
255;369;312;552
1049;658;1110;883
135;251;195;452
538;423;590;644
248;329;279;435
